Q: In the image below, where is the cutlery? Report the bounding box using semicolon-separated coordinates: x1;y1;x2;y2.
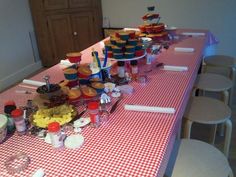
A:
110;96;122;114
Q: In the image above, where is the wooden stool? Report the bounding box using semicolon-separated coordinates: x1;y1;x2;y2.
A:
170;139;234;177
184;96;232;157
193;73;233;105
204;55;236;105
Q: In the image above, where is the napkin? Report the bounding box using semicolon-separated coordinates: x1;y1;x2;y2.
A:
60;59;72;66
174;47;195;52
181;32;205;36
163;65;188;72
124;104;176;114
22;79;45;87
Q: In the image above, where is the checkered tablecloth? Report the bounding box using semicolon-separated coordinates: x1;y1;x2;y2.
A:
0;30;208;177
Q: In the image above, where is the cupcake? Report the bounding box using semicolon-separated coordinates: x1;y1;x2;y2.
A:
68;89;81;100
107;51;113;58
91;82;105;94
135;50;145;57
116;40;126;48
119;32;129;40
89;77;101;83
138;25;146;33
112;46;122;53
81;86;97;98
135;43;143;50
110;38;118;45
125;45;136;53
64;68;78;80
105;43;113;51
66;52;82;63
152;23;165;33
126;30;136;39
78;66;92;79
124;52;135;59
128;39;138;46
113;53;124;59
145;25;153;34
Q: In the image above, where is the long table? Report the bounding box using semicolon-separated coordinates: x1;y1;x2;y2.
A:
0;29;209;177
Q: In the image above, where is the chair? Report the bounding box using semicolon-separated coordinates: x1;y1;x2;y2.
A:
193;73;233;105
204;55;236;106
169;139;234;177
183;96;232;157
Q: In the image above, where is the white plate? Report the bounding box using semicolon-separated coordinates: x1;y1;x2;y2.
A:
109;52;147;62
73;117;91;128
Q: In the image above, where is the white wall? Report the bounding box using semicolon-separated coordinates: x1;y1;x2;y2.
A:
0;0;41;91
102;0;236;57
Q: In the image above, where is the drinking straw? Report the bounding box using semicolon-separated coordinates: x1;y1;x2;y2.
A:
103;48;108;68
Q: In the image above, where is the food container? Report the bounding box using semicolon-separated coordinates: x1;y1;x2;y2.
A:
0;114;8;143
36;84;62;99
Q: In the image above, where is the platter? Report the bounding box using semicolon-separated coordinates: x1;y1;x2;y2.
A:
109;52;147;62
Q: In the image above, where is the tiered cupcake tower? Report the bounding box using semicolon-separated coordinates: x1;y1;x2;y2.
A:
138;6;168;41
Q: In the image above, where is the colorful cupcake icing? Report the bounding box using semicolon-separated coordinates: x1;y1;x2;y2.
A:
135;43;143;50
68;89;81;100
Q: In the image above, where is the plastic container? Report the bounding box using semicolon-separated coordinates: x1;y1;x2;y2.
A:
88;102;100;128
117;61;125;78
48;122;64;148
11;109;26;135
130;60;138;80
0;114;8;143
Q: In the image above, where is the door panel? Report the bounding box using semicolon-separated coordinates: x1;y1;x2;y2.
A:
47;14;74;62
69;0;92;8
43;0;68;10
71;11;95;51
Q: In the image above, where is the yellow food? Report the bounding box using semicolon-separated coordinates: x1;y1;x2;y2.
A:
33;104;76;128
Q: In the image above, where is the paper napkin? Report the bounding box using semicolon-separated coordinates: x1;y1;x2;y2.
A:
22;79;45;87
124;104;176;114
163;65;188;72
174;47;195;52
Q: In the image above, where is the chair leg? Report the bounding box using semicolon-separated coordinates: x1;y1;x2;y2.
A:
210;124;217;145
219;90;229;136
192;87;197;97
184;120;193;138
224;119;232;158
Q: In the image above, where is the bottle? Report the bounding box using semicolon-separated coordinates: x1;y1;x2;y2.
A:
117;61;125;78
48;122;64;148
11;109;27;135
4;101;16;134
130;60;138;80
88;102;100;128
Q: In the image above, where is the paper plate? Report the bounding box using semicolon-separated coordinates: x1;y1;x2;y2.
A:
73;117;91;128
64;134;84;149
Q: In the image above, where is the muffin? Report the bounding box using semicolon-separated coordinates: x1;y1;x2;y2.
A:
105;43;113;51
68;89;81;100
135;43;143;50
78;66;92;78
64;68;78;80
81;86;97;98
128;39;138;46
119;32;129;40
125;45;136;53
124;52;135;59
116;40;126;48
91;82;105;94
66;52;82;63
113;53;124;59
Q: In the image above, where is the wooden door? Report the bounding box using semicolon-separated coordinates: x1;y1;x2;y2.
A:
47;14;74;63
43;0;68;10
69;0;92;8
71;11;95;51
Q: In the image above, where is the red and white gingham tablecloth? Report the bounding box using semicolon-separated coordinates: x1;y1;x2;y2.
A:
0;29;208;177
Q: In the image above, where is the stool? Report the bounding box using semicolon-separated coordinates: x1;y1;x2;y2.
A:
184;96;232;157
193;73;233;105
204;55;236;105
170;139;234;177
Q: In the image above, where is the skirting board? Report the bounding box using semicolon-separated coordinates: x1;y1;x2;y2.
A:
0;61;42;92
